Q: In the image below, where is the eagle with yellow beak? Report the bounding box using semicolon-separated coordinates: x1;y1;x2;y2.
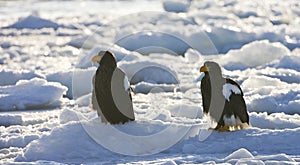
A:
200;61;249;131
91;51;135;124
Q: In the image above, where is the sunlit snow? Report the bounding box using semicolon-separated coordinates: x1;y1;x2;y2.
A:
0;0;300;164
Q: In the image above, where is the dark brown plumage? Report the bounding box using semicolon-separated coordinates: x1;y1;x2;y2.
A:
200;61;249;131
91;51;135;124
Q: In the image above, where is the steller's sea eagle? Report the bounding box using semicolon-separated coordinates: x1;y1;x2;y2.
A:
200;61;249;131
91;51;135;124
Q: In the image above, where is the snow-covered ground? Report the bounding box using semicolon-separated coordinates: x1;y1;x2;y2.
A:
1;0;300;164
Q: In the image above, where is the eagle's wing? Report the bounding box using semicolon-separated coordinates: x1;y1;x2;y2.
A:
111;68;135;120
91;75;97;111
92;71;111;123
224;78;249;124
226;78;244;95
201;77;211;114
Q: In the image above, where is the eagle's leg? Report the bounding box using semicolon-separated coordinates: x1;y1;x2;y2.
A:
216;125;230;132
209;123;230;132
234;125;241;130
214;123;222;130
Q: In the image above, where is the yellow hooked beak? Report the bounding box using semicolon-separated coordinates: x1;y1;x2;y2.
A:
200;65;209;72
91;55;102;63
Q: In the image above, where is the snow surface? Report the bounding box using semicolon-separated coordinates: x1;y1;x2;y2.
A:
6;15;60;30
0;0;300;164
0;69;45;86
0;78;67;111
163;0;191;13
219;40;291;68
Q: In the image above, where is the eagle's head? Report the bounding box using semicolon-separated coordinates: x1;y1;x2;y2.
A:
200;61;222;74
92;51;117;69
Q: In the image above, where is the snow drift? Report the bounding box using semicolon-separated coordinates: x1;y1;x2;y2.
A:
7;15;60;29
0;78;67;111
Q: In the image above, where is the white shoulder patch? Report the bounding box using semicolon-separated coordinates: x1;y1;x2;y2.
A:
123;76;130;91
222;83;241;101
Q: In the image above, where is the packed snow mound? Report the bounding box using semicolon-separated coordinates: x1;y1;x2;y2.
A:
184;48;203;63
16;121;114;162
0;69;45;86
0;114;22;127
7;15;60;29
75;93;92;107
272;55;300;72
256;67;300;84
82;119;192;156
0;78;67;111
10;109;300;163
162;0;190;13
76;44;139;69
224;148;254;161
0;131;40;148
206;27;256;54
119;61;178;85
59;108;84;124
220;40;290;68
133;82;176;94
222;148;296;164
242;75;285;88
46;71;73;98
116;31;191;55
72;67;96;99
243;76;300;114
92;12;219;55
68;35;98;49
250;112;300;129
18;118;192;161
190;0;300;50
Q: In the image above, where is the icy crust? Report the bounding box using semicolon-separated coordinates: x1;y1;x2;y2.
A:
242;75;300;114
162;0;190;13
46;71;73;99
62;1;300;55
62;11;292;56
250;112;300;129
2;0;300;54
14;112;300;163
220;40;290;68
2;40;299;115
6;15;60;30
0;0;300;164
0;78;67;111
0;69;45;86
270;55;300;72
